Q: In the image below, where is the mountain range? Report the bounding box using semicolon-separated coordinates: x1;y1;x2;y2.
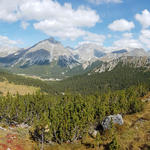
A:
0;37;150;79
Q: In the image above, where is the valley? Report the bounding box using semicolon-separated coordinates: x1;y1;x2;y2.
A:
0;41;150;149
1;0;150;149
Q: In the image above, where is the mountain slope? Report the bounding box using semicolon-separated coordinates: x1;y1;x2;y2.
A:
1;57;150;95
52;62;150;94
94;56;150;73
15;38;79;68
75;43;106;61
0;37;150;79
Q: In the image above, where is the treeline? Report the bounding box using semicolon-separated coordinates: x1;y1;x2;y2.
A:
0;84;147;144
0;64;150;95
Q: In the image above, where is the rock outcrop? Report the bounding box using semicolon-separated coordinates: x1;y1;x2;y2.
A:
101;114;124;130
94;56;150;73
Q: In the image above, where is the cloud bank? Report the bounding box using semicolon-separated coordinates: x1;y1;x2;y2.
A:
0;0;100;40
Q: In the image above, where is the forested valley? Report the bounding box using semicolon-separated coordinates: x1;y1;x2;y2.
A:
0;64;149;149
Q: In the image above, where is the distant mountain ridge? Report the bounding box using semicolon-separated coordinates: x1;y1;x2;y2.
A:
93;56;150;73
0;37;150;78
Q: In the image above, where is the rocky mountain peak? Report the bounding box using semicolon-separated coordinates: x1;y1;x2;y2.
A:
75;43;106;61
44;37;60;44
0;38;150;79
8;37;80;68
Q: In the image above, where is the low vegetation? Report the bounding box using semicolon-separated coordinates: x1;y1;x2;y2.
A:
0;84;148;149
54;64;150;94
0;65;149;149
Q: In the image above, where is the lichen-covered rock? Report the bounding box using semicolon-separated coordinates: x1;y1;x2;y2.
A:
101;114;124;130
88;126;98;138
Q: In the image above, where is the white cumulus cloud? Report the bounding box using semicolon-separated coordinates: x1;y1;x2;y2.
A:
0;35;18;47
122;32;133;38
0;0;100;40
108;19;135;31
34;20;86;40
83;32;106;45
113;32;142;49
0;0;21;22
139;29;150;49
135;9;150;28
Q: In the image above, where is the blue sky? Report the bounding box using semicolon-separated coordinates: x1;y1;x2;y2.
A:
0;0;150;50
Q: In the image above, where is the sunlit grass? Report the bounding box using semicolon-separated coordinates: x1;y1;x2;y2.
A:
0;81;39;96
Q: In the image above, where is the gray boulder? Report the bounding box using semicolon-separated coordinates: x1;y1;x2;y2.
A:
101;114;124;130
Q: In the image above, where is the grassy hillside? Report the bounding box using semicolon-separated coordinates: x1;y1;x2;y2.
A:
117;98;150;150
9;63;69;79
0;81;39;96
0;69;56;94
